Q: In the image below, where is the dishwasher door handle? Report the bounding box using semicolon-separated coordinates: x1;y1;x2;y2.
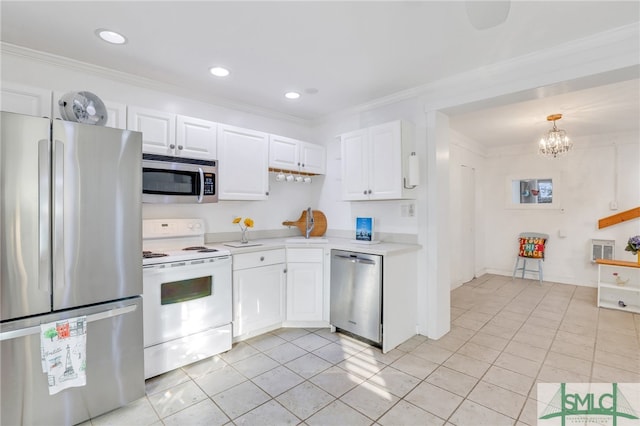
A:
333;254;377;265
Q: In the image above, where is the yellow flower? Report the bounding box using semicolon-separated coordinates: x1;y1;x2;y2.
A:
244;218;254;228
232;217;241;224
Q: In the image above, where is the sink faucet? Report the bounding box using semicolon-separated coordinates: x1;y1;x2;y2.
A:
305;207;315;239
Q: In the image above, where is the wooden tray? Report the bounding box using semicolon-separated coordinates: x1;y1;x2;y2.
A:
283;210;327;237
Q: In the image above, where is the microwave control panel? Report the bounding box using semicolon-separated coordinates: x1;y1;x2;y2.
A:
203;173;215;195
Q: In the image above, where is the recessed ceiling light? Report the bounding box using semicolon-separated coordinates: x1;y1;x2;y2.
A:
285;92;301;100
209;67;230;77
95;29;127;45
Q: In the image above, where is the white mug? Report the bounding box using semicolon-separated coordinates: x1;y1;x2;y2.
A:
276;172;285;181
303;177;312;184
286;174;295;182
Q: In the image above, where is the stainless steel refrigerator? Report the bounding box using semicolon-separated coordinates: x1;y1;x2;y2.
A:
1;111;144;425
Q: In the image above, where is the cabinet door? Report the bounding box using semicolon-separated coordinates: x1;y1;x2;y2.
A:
1;82;51;117
218;124;269;200
300;142;326;175
128;106;176;155
369;121;402;199
286;262;323;321
340;128;369;200
269;134;299;171
176;115;217;160
233;263;285;337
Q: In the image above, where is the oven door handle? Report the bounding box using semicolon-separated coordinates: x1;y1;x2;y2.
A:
197;167;204;203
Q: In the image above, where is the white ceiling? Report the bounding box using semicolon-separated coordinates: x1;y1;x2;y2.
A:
1;1;639;146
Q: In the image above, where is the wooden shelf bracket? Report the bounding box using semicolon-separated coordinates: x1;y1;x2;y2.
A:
598;206;640;229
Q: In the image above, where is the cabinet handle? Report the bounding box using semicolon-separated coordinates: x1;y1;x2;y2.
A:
260;256;265;261
302;163;305;168
368;189;372;194
265;191;269;196
283;268;287;273
363;190;367;195
177;145;184;150
169;144;175;149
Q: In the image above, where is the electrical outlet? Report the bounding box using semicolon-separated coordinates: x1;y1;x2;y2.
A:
408;203;415;217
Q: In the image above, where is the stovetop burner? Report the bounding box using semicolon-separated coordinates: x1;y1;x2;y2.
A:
183;246;219;253
143;251;168;259
183;246;207;250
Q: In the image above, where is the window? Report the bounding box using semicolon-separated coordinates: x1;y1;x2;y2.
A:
506;174;560;209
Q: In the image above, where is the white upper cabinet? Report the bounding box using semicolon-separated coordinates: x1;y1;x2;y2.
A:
217;124;269;200
269;134;325;175
1;82;51;117
176;115;217;160
128;107;217;159
53;91;127;129
128;106;176;155
340;120;414;200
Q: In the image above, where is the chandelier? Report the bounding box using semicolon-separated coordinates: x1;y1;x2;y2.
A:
538;114;572;158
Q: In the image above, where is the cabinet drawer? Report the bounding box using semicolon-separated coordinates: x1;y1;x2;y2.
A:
233;249;285;270
287;248;324;263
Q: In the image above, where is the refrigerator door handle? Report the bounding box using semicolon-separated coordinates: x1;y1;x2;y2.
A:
197;167;204;203
52;139;64;289
38;139;51;293
0;303;139;342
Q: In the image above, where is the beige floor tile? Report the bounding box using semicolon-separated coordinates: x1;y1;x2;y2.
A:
364;347;405;365
341;381;400;420
367;366;421;398
194;364;247;397
549;339;594;361
446;325;477;342
245;332;288;352
337;351;386;379
378;400;445;426
553;330;595;348
503;340;548;363
252;365;305;397
181;355;227;379
594;348;640;372
410;341;455;364
91;396;160;426
425;366;478;397
483;365;534;396
232;353;280;378
456;341;501;363
162;399;229;426
213;381;271;420
591;362;640;383
291;333;332;352
423;333;467;352
396;335;427;352
220;341;260;364
544;351;592;377
467;380;526;419
390;353;439;380
449;399;514;426
145;368;191;396
517;398;539;426
512;330;554;350
286;353;333;378
494;352;542;378
147;380;208;418
469;331;510;350
405;382;463;420
312;342;358;364
307;400;373;426
536;365;590;384
263;341;308;364
310;365;364;398
443;353;491;378
276;381;335;420
234;399;300;426
271;328;311;341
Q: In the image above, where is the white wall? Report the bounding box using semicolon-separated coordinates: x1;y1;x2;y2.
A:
482;132;639;286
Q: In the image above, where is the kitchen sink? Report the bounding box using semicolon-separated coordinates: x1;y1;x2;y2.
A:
285;237;329;243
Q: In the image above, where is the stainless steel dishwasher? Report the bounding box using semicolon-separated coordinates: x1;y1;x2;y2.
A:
330;250;382;345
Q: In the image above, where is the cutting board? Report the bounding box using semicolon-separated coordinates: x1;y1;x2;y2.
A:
282;210;327;237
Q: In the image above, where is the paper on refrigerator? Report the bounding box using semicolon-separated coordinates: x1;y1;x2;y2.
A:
40;316;87;395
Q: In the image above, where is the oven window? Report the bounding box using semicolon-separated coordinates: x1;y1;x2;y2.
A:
143;169;197;195
160;276;212;305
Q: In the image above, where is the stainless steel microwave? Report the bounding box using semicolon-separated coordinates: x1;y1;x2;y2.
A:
142;154;218;203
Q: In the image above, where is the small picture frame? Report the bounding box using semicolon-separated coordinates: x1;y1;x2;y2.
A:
353;217;379;244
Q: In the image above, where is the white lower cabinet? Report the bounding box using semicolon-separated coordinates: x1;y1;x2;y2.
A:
286;248;324;323
232;249;286;340
596;259;640;313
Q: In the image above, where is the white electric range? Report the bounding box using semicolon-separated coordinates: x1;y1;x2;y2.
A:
142;219;232;379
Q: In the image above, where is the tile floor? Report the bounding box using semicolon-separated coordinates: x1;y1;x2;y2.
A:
85;274;640;426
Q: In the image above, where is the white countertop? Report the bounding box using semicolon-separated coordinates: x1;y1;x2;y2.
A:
212;236;421;256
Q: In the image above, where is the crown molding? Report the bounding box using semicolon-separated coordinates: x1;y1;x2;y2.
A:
0;42;312;127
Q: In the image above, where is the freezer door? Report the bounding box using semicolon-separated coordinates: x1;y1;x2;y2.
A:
52;120;142;310
1;112;52;320
0;297;144;426
330;250;382;343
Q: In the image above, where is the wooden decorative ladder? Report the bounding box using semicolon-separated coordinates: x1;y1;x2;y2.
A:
598;206;640;229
